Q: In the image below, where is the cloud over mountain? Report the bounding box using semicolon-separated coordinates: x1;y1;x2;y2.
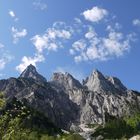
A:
16;54;45;73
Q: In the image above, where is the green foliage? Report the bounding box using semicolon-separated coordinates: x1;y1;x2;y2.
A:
0;92;4;98
125;113;140;132
92;113;140;139
0;97;61;140
92;118;134;139
65;133;85;140
0;92;5;109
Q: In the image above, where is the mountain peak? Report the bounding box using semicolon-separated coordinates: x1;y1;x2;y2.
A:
84;69;127;93
24;64;37;73
83;69;107;92
92;69;105;79
19;64;47;83
51;72;82;90
27;64;36;69
84;69;115;93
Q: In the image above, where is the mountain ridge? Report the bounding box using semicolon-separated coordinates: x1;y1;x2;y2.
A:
0;65;140;134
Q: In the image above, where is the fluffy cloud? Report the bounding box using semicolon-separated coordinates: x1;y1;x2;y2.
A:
9;10;18;21
16;54;45;73
25;6;136;67
82;6;108;22
11;27;27;44
70;25;134;62
70;39;86;55
133;19;140;26
9;10;15;17
16;22;72;73
31;23;72;53
33;1;47;10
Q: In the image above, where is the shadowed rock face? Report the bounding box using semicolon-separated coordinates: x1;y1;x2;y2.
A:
0;65;140;131
106;76;127;91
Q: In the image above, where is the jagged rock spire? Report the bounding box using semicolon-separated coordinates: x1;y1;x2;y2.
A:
19;64;47;83
83;69;126;93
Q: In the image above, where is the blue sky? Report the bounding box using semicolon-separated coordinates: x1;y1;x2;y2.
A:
0;0;140;91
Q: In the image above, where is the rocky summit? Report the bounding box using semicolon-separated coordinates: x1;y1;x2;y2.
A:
0;65;140;133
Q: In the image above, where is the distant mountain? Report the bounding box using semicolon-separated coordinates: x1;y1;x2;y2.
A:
0;65;140;139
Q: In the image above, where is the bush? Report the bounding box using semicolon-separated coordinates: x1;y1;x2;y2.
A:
92;118;134;139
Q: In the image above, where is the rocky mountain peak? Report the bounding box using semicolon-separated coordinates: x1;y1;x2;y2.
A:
51;72;82;90
84;69;120;93
92;69;105;79
19;64;47;83
83;69;106;91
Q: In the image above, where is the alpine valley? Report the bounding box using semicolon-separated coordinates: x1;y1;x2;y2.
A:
0;64;140;140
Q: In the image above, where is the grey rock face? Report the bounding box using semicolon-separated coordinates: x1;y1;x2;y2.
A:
20;64;47;83
51;72;83;90
50;72;84;105
83;70;126;94
0;65;140;131
0;77;78;129
83;70;112;93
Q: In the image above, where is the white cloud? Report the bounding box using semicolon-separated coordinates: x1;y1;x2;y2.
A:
85;27;97;39
28;7;136;66
31;35;48;53
86;46;100;60
9;10;18;21
31;26;72;53
133;19;140;26
9;10;15;17
16;54;45;73
70;39;86;55
106;23;122;32
70;25;135;62
72;39;86;51
11;27;27;44
33;1;47;10
82;6;108;22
